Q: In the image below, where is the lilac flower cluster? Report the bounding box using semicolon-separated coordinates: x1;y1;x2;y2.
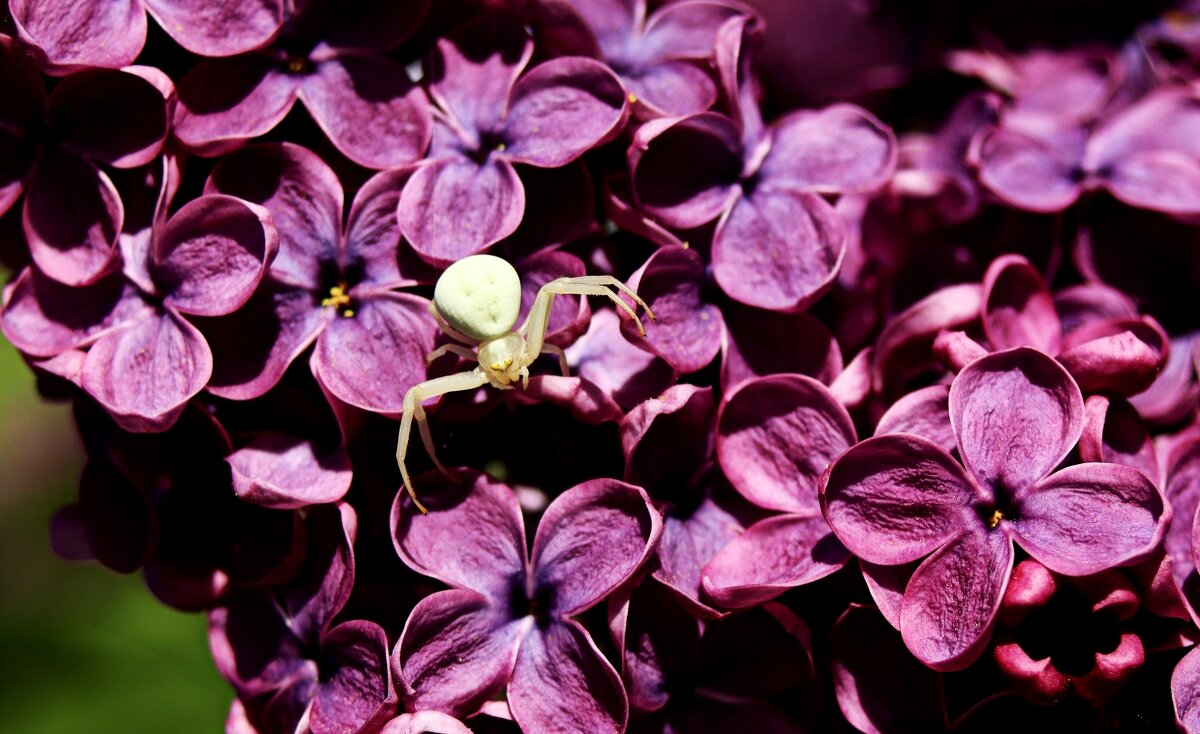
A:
4;0;1200;732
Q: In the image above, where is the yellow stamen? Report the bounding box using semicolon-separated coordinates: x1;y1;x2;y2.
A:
286;56;310;74
987;508;1004;529
495;142;506;152
627;92;638;104
322;283;352;309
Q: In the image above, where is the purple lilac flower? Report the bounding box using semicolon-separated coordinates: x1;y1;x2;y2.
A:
822;347;1166;670
628;15;895;311
8;0;284;72
397;18;628;265
1175;645;1200;732
534;0;757;118
197;142;436;414
391;471;661;734
173;0;431;170
0;37;173;285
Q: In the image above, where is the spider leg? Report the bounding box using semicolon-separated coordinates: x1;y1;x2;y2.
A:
554;275;656;323
397;369;490;513
541;343;570;377
426;343;477;364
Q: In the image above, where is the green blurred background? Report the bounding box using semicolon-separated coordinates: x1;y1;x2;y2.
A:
0;337;231;732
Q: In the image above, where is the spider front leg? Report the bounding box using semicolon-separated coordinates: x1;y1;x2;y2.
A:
397;369;490;513
520;276;656;361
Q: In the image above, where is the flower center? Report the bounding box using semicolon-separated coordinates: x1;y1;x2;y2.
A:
987;508;1005;529
285;56;312;75
321;282;354;317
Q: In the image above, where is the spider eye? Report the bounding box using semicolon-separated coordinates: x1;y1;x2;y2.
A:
434;255;522;340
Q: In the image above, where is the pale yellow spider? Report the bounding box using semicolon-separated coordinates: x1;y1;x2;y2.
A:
397;254;655;512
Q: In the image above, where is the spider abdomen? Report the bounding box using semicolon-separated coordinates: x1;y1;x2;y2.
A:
433;254;522;341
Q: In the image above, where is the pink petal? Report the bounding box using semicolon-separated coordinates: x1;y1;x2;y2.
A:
508;620;627;734
0;267;145;358
174;60;297;156
822;434;978;565
712;188;846;311
311;620;396;734
873;384;955;455
900;529;1013;671
228;434;352;509
718;374;856;514
871;283;982;397
1174;646;1200;732
24;152;122;286
972;123;1085;212
1079;394;1159;483
760;105;897;193
299;56;431;170
144;0;283;56
950;347;1084;494
10;0;145;73
380;712;473;734
1013;463;1166;576
701;513;848;609
1057;316;1170;397
49;67;170;168
981;253;1062;354
721;302;842;392
531;479;662;616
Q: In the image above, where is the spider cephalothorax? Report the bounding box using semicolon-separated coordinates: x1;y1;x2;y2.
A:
396;254;653;512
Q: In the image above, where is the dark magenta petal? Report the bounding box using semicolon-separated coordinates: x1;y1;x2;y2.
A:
379;712;472;734
718;374;856;514
319;0;429;52
509;620;627;734
398;156;525;266
623;60;716;118
283;503;358;644
0;267;145;358
311;620;396;734
1013;463;1166;575
629;112;743;229
299;56;431;170
900;529;1013;671
156;195;278;316
1173;646;1200;733
701;513;848;609
391;471;527;600
49;68;169;168
512;375;625;425
1056;316;1169;397
564;308;677;413
831;604;946;734
873;384;955;455
721;302;842;392
206;142;343;290
174;59;297;156
621;384;714;491
982;253;1061;354
859;560;917;630
10;0;145;72
209;594;310;694
1165;440;1200;625
24;151;122;286
712;188;846;311
1103;150;1200;215
144;0;283;56
516;250;588;347
199;281;328;400
396;589;529;717
932;330;988;374
81;310;212;432
503;56;628;167
637;0;754;61
427;20;530;140
950;347;1083;494
1130;333;1200;426
228;434;352;509
1079;394;1159;483
532;479;661;616
871;283;982;397
1053;284;1138;335
822;434;977;565
614;579;700;713
622;246;723;374
972;123;1085;212
345;168;430;289
312;293;437;414
760;105;896;193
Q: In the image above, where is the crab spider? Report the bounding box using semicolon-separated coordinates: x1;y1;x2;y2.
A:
396;254;654;512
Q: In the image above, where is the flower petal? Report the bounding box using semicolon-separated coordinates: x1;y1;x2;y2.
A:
950;347;1083;494
311;620;396;734
623;60;716;118
10;0;145;72
144;0;282;56
396;589;529;718
24;151;122;286
702;513;848;609
981;253;1061;354
760;105;897;193
380;712;473;734
49;68;170;168
81;310;212;432
621;384;714;493
509;620;627;734
156;195;278;316
621;245;724;374
615;580;700;713
228;434;352;509
503;56;628;167
532;479;662;617
1013;463;1166;575
427;20;531;141
205;142;342;289
391;471;527;600
721;302;841;392
398;157;525;266
174;59;297;156
718;374;856;514
711;188;846;312
563;308;677;412
972;123;1084;212
345;168;432;289
1057;316;1169;397
1;267;145;358
1173;646;1200;733
822;434;977;565
871;283;982;398
873;385;955;455
1079;394;1159;483
515;250;588;348
312;293;437;414
299;56;431;170
900;529;1013;671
